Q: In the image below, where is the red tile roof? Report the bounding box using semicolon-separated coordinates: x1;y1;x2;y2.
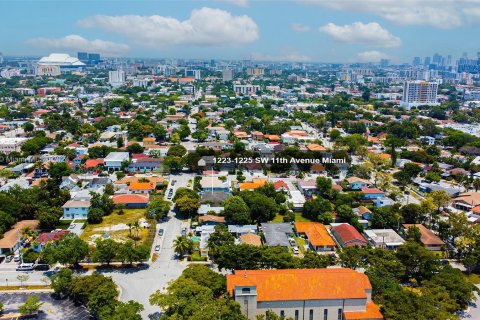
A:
332;224;368;247
227;268;373;302
273;180;289;190
36;230;70;244
85;159;104;169
112;194;149;204
361;187;385;194
344;301;383;320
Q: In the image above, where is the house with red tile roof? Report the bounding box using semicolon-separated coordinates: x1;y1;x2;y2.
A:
112;194;150;208
294;222;336;252
33;230;70;252
402;224;444;251
227;268;383;320
331;223;368;248
273;180;289;192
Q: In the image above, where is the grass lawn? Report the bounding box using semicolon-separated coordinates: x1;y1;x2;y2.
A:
467;273;480;284
272;213;312;223
81;209;156;247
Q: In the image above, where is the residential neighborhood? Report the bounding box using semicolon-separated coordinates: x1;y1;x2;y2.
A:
1;1;480;319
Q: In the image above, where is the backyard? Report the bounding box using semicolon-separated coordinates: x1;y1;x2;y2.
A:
272;212;312;223
80;209;156;248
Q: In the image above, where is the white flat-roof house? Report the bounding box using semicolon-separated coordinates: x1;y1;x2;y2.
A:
104;152;129;171
364;229;405;250
0;138;27;154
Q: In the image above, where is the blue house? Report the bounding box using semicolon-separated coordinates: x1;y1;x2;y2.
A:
361;187;385;200
62;200;91;220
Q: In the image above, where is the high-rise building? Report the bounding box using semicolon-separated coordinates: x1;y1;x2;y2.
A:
412;57;421;66
77;52;88;61
0;52;4;65
185;69;201;80
380;59;390;67
88;53;101;63
246;67;265;76
233;84;260;95
424;57;431;66
400;80;439;110
109;70;126;88
222;69;234;82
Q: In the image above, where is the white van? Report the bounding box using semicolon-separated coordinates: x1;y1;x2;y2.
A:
13;254;21;262
16;263;34;271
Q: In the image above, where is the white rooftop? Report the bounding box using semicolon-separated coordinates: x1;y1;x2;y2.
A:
38;53;85;66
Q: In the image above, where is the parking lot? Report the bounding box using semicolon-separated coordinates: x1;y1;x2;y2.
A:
0;292;92;319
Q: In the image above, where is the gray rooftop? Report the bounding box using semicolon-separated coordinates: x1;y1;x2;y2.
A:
260;223;293;247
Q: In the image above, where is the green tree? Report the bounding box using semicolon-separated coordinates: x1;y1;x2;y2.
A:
43;234;89;267
396;241;439;282
207;225;235;258
147;197;171;220
224;196;251;224
339;246;365;270
18;295;43;316
93;238;119;265
173;236;194;258
51;268;73;298
48;162;72;183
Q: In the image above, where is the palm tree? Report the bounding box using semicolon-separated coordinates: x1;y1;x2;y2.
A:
473;178;480;192
133;221;140;239
127;223;133;238
173;236;194;259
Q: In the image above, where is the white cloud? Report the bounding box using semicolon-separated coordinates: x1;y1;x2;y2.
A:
319;22;401;48
25;34;129;56
251;50;311;62
78;7;259;48
357;50;389;62
215;0;249;7
301;0;476;29
290;23;310;32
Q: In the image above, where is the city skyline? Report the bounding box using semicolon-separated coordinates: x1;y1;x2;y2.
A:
2;0;480;63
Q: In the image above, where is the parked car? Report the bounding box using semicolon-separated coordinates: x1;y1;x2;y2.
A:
155;245;161;252
13;254;20;262
34;264;50;271
69;223;76;229
158;229;164;236
6;255;13;263
293;247;299;255
16;263;34;271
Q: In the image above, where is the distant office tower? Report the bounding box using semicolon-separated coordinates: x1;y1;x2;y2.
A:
233;84;260;94
380;59;390;67
246;68;265;76
0;52;3;64
432;53;442;65
77;52;88;61
457;56;480;74
109;70;126;87
185;69;201;80
400;81;439;110
447;55;452;66
88;53;101;63
210;59;215;67
412;57;421;66
222;69;234;82
424;57;431;66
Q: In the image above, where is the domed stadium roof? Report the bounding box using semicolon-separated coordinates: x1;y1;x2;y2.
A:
38;53;85;66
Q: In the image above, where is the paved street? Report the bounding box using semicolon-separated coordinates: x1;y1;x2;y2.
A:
98;173;191;319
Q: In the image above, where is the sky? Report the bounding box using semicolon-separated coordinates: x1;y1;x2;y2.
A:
1;0;480;63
